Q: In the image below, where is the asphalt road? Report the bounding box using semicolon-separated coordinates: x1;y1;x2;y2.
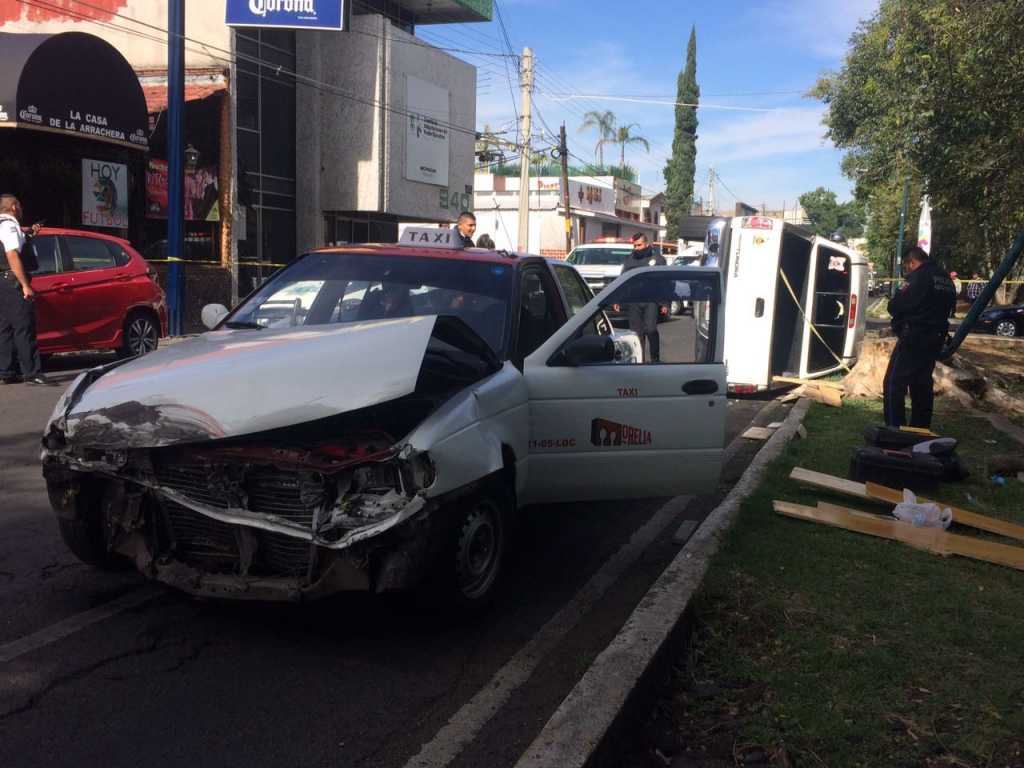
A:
0;342;782;768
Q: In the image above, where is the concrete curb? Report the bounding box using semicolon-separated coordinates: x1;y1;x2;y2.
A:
513;397;813;768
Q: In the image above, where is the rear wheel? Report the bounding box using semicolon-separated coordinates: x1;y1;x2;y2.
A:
119;311;160;358
995;320;1018;337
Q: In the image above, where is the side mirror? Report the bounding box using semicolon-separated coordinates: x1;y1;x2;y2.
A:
557;335;615;367
201;303;229;330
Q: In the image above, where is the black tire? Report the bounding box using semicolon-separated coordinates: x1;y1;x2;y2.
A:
118;311;160;359
446;484;511;611
49;480;128;570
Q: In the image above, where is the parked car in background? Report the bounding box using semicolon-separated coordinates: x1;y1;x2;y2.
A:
566;240;690;316
973;303;1024;337
26;228;167;358
43;229;725;608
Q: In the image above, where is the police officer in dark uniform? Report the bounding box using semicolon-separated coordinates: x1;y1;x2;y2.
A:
620;233;666;362
883;246;957;428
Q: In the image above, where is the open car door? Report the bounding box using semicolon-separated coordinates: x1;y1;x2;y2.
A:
522;267;726;504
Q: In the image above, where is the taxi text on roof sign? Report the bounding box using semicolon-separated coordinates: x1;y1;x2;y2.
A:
225;0;347;31
399;226;462;249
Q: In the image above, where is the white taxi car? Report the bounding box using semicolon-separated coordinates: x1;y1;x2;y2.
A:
41;230;727;608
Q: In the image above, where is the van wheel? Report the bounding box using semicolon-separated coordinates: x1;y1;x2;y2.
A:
119;311;160;358
447;486;511;610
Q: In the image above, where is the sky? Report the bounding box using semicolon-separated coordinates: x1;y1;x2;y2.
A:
418;0;880;212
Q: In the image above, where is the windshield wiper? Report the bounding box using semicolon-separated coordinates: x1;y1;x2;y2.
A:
223;320;263;329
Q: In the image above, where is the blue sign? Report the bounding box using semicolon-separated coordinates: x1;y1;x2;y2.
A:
226;0;346;31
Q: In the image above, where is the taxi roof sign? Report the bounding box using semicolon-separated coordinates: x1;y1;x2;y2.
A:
399;226;462;249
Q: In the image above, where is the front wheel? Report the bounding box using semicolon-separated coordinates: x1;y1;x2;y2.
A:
447;486;511;610
995;320;1018;337
119;312;160;358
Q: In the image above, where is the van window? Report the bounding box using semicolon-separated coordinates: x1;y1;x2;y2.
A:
567;247;631;266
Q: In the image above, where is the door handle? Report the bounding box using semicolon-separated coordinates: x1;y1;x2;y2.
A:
51;282;72;293
683;379;719;395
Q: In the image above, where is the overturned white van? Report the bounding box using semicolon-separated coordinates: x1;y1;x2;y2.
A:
688;215;869;393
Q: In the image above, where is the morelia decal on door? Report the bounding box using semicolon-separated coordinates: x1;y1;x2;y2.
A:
591;419;653;447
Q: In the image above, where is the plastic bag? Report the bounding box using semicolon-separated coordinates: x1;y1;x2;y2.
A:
892;489;953;529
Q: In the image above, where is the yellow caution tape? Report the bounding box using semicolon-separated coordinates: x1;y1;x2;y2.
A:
779;267;854;375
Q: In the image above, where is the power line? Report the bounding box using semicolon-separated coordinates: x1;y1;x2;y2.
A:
540;91;781;113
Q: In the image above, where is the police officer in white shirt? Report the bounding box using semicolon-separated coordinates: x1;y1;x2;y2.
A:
0;194;47;385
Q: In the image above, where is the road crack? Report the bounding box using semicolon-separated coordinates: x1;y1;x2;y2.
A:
0;636;166;722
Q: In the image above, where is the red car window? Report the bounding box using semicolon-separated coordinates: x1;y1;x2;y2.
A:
65;236;118;271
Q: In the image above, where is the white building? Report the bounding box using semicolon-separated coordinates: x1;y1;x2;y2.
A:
473;173;659;258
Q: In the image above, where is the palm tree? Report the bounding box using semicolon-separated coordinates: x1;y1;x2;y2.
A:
609;124;650;169
579;110;616;168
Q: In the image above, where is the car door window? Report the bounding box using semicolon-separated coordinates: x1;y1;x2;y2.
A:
65;236;118;272
553;264;591;317
516;268;564;361
106;242;132;267
26;235;60;275
558;271;719;365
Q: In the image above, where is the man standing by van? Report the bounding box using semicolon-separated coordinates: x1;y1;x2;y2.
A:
621;233;666;362
883;246;957;428
0;195;47;385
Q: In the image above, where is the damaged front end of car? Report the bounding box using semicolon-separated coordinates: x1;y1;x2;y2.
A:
41;316;505;601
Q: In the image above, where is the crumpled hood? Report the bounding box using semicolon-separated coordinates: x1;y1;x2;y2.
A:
59;316;439;449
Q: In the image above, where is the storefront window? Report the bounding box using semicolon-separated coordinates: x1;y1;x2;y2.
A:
236;28;297;287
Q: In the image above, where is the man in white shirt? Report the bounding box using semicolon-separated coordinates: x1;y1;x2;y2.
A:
0;195;47;385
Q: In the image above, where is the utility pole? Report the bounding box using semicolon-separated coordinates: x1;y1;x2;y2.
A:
892;179;911;298
558;123;572;255
706;167;717;216
167;0;185;336
517;47;533;252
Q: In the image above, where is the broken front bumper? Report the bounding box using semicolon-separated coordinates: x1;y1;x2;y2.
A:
42;444;442;601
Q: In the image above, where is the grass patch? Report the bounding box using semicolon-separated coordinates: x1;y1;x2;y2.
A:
665;399;1024;767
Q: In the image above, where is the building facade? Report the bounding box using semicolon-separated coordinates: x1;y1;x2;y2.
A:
473;173;659;258
0;0;489;304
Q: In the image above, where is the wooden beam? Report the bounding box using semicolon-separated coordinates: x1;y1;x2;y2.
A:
742;427;775;441
790;468;1024;545
865;482;1024;545
774;501;1024;571
789;467;871;501
772;376;846;391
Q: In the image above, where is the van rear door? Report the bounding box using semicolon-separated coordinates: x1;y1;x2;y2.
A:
800;238;854;378
844;248;870;362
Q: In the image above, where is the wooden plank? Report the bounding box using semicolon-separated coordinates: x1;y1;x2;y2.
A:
772;376;846;391
767;421;785;429
865;482;1024;545
791;467;1024;545
742;427;775;441
774;501;1024;571
789;467;871;500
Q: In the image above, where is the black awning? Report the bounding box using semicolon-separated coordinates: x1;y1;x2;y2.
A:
0;31;148;150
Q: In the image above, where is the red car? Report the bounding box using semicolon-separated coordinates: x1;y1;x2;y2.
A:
25;228;167;358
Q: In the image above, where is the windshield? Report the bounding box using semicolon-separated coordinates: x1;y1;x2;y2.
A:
567;247;632;266
226;252;515;356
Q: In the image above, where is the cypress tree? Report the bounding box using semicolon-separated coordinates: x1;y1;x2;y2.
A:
664;26;699;241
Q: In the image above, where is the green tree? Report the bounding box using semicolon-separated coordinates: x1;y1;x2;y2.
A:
799;186;866;241
579;110;617;168
663;26;699;241
813;0;1024;275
